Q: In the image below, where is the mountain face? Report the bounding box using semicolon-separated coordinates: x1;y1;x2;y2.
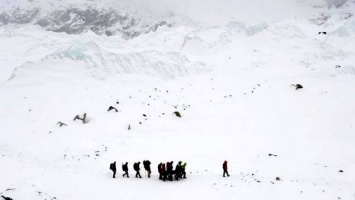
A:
0;0;354;39
0;3;174;39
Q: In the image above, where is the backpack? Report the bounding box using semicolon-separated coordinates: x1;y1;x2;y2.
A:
110;163;114;170
122;164;128;171
143;161;147;170
133;163;138;171
145;161;151;170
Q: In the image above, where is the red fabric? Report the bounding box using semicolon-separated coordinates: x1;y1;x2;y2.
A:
223;162;228;170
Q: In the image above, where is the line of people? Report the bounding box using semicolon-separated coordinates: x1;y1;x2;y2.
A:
120;160;151;178
110;160;230;179
109;160;187;180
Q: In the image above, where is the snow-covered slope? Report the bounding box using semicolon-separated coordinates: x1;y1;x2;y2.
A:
0;1;355;200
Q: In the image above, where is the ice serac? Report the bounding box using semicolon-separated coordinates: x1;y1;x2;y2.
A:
4;35;210;82
48;40;210;80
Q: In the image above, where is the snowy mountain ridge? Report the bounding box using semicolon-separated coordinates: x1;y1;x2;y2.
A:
0;0;176;38
1;0;355;39
1;5;355;84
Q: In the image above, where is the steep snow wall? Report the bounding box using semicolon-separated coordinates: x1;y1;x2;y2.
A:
47;41;210;80
0;26;210;83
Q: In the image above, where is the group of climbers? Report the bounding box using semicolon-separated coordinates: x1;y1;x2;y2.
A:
110;160;186;180
157;161;187;181
110;160;230;179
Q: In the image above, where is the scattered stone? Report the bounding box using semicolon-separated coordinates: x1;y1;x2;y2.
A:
74;113;87;123
143;114;147;117
107;106;118;112
292;84;303;90
57;121;67;127
270;181;274;184
1;195;13;200
335;65;341;68
173;111;181;118
339;170;344;173
276;177;281;181
128;125;131;130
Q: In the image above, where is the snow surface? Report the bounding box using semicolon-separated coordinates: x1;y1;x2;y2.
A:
1;1;355;200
